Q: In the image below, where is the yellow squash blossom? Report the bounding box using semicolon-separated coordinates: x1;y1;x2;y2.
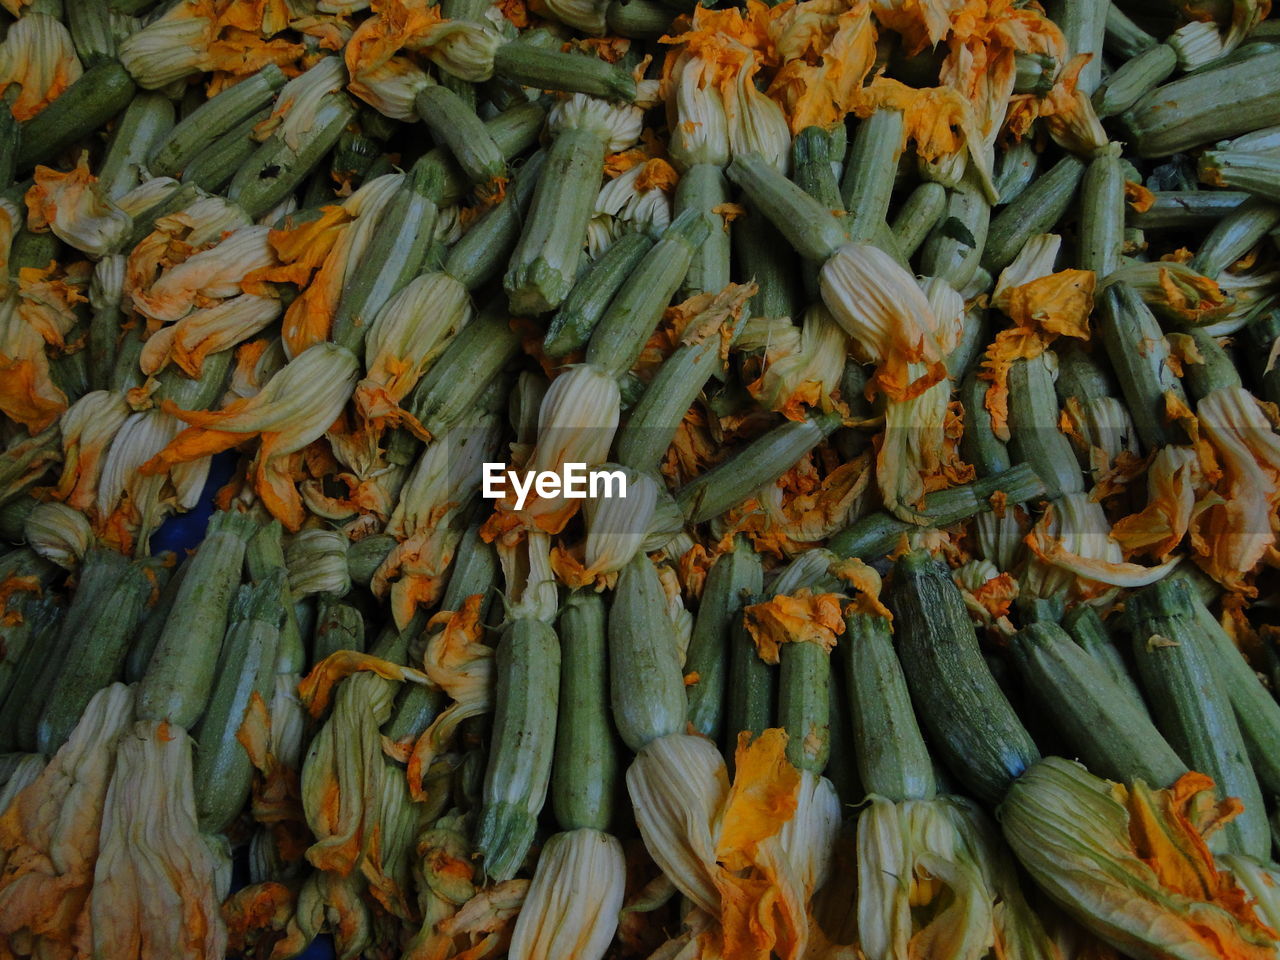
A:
507;828;627;960
0;13;82;122
25;152;131;259
117;0;220;88
91;720;228;960
767;0;878;134
140;343;359;531
999;757;1280;960
139;294;283;378
24;501;92;570
627;729;808;960
129;224;276;326
748;303;848;421
819;242;955;402
0;683;134;959
1111;446;1202;563
1191;386;1280;593
549;466;660;590
405;596;494;800
0;289;67;435
744;589;844;664
354;271;472;433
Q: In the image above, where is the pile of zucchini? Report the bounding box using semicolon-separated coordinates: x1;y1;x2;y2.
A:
4;0;1280;958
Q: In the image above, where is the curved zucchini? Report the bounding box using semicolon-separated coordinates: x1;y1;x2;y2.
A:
887;550;1041;807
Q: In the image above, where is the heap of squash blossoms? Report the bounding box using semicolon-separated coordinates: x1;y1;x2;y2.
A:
5;0;1280;957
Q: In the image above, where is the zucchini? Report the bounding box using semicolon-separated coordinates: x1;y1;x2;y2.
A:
1062;605;1149;717
842;612;935;801
890;180;948;260
608;554;687;752
16;60;137;169
1129;190;1251;230
1094;44;1178;118
1126;579;1270;857
959;369;1011;477
1007;354;1086;499
544;231;654;358
552;592;619;832
136;510;260;729
444;149;547;292
1009;621;1187;787
919;181;991;289
1079;143;1125;279
779;638;830;775
191;572;285;833
841;109;903;242
36;551;167;753
150;67;285;178
312;597;366;661
684;538;763;740
476;616;561;882
982;155;1086;275
126;550;191;682
96;92;174;200
0;595;64;752
887;550;1041;807
676;163;733;299
727;599;775;754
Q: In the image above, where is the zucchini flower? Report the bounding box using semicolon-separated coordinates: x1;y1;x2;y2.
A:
531;0;608;36
1191;385;1280;593
1111;445;1201;563
412;20;505;83
117;0;218;88
549;465;660;589
819;243;956;402
284;528;351;598
0;683;134;959
766;0;877;135
954;558;1017;631
91;720;227;960
254;56;348;151
627;728;808;960
52;389;131;513
550;90;650;155
249;173;402;356
97;409;211;553
665;54;731;170
776;769;842;907
999;757;1280;960
856;796;997;960
1222;856;1280;935
300;671;398;878
139;342;359;532
24;501;92;570
483;364;621;540
114;177;183;219
1020;492;1178;606
372;411;502;628
496;529;559;623
129;224;276;326
139;294;282;378
0;13;82;121
0;198;19;286
508;828;627;960
353;271;473;432
405;595;494;799
0;286;67;435
587;159;677;259
747;303;848;421
24;153;130;259
350;56;431;121
1098;261;1233;328
1061;395;1142;494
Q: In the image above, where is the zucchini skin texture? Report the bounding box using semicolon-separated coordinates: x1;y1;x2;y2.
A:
887;550;1040;807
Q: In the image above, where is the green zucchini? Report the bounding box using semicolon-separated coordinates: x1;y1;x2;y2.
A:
1007;354;1086;499
1009;621;1186;787
36;552;166;753
959;369;1011;477
136;510;260;728
16;60;137;170
727;598;775;753
96;92;174;200
192;572;285;834
982;155;1086;275
920;181;991;289
476;616;561;882
608;553;687;752
843;612;935;802
676;162;733;299
552;592;619;832
779;639;830;775
1061;605;1149;717
1126;579;1270;857
1079;143;1125;278
887;550;1041;807
544;231;654;358
890;181;948;260
684;538;763;740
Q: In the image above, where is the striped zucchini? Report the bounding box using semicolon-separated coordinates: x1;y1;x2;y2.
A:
585;210;710;379
1062;605;1149;717
991;137;1039;204
96;92;174;200
312;597;366;661
1007;354;1086;499
192;572;285;833
1182;593;1280;797
887;550;1041;807
245;521;305;675
552;592;619;832
608;554;687;752
733;203;802;322
1127;579;1270;857
1190;197;1280;278
890;181;948;260
414;84;506;186
16;60;136;169
1079;143;1125;279
841;109;903;242
919;181;990;289
126;550;191;682
444;150;547;292
149;63;286;178
983;155;1086;274
544;232;654;358
1009;622;1186;787
0;594;65;752
136;511;260;728
727;600;775;752
684;538;763;740
843;612;935;802
0;591;61;708
181;108;272;194
1094;44;1178;118
476;616;561;882
959;369;1011;477
36;552;166;753
779;638;830;775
